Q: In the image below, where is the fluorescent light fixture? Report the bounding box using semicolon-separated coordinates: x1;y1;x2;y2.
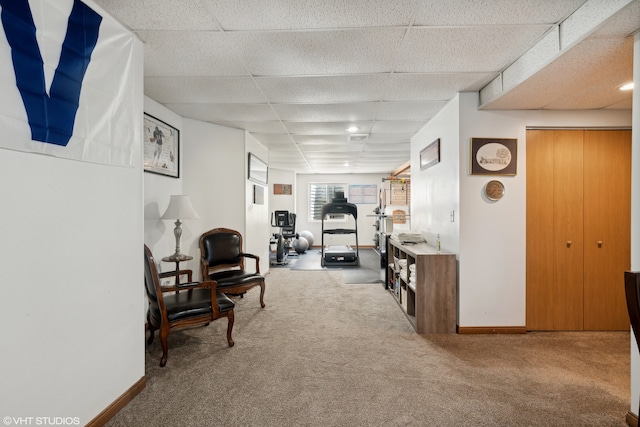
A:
346;126;358;132
620;82;634;91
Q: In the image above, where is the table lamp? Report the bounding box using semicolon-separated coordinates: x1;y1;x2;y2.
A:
161;195;199;259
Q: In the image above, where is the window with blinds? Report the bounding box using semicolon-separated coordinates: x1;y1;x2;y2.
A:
308;183;347;221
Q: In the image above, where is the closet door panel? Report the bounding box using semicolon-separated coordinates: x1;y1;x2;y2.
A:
526;130;556;329
583;130;631;330
552;130;584;330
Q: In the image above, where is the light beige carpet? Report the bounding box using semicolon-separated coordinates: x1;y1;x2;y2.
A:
107;269;631;426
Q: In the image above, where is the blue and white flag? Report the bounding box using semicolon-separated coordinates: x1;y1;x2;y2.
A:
0;0;136;167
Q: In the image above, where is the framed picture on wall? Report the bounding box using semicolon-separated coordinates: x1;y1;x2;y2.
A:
253;185;265;205
143;113;179;178
248;153;268;184
470;137;517;176
274;184;292;195
420;138;440;171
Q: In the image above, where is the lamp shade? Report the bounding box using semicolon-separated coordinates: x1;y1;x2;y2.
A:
161;195;199;220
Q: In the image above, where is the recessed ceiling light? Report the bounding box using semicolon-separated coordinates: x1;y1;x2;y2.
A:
620;82;634;91
346;126;358;132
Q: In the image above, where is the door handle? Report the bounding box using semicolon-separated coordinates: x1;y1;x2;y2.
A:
566;241;572;248
597;241;603;248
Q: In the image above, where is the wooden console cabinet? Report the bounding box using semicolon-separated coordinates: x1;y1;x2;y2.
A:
386;238;457;334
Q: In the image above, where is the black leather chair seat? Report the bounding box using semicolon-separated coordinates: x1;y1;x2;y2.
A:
207;270;263;288
163;288;234;322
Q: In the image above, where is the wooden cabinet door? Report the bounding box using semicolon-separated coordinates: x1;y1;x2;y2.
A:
583;130;631;330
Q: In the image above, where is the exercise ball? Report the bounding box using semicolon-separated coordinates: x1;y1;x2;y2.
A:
298;230;315;248
292;236;309;254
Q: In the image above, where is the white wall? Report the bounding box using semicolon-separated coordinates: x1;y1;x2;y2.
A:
269;168;296;215
244;132;270;274
410;95;461;253
0;19;144;425
295;173;386;249
144;118;270;279
143;97;186;275
411;92;633;328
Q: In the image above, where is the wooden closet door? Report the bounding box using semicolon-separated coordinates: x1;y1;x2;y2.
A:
526;130;556;330
552;130;585;330
583;130;631;330
527;130;584;330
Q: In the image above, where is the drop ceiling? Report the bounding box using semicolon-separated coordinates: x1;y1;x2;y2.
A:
93;0;639;175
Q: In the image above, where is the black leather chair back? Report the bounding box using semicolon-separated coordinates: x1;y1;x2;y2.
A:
202;231;242;266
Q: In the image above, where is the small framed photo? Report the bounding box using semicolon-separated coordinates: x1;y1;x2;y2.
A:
248;153;268;184
470;138;517;176
253;185;264;205
420;138;440;171
274;184;292;195
143;113;179;178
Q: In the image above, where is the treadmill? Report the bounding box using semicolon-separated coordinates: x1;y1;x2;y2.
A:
321;192;359;267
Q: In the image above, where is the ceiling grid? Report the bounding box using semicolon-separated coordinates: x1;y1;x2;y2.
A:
94;0;637;174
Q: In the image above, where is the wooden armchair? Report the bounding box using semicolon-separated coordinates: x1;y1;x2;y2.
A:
199;228;266;308
144;245;235;367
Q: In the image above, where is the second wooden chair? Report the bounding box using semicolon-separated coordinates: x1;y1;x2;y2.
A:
199;228;266;308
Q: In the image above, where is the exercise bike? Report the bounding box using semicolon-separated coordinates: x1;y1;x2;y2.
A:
269;210;298;265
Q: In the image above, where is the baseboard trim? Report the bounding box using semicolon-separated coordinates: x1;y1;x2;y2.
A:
457;326;527;334
86;376;146;427
627;411;638;427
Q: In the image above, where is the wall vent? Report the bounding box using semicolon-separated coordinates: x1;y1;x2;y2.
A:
348;133;369;141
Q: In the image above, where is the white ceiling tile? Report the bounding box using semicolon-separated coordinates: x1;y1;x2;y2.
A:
304;151;363;158
300;143;363;153
545;67;634;109
263;142;299;152
166;104;278;122
376;101;447;121
94;0;220;30
285;122;374;135
590;1;640;38
360;150;410;158
363;142;411;152
138;31;248;77
225;29;405;75
292;135;352;145
272;103;379;122
145;77;265;104
396;26;552;73
256;75;390;103
483;36;633;110
207;0;418;30
384;73;495;101
94;0;633;174
215;121;288;133
371;121;426;133
250;134;293;144
365;133;414;143
560;0;634;49
414;0;586;26
603;99;633;109
502;27;560;91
